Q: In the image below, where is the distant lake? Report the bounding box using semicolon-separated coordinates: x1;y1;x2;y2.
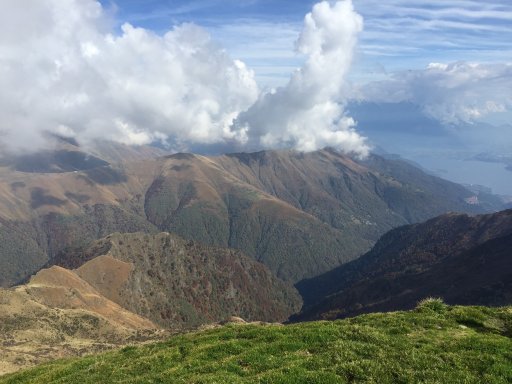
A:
414;156;512;196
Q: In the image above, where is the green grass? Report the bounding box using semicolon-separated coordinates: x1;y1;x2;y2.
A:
3;304;512;383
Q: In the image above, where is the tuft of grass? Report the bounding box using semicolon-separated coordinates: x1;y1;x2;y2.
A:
416;297;449;314
2;305;512;384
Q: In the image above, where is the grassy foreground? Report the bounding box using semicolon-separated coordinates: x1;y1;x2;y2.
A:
2;301;512;383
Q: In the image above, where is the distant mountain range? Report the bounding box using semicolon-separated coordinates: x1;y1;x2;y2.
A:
293;209;512;322
0;140;501;289
348;101;512;196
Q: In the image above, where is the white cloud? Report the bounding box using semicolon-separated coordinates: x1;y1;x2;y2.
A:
0;0;258;153
360;61;512;125
210;21;302;87
0;0;368;156
234;0;369;155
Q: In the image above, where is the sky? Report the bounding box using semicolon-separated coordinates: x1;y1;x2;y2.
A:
99;0;512;85
0;0;511;192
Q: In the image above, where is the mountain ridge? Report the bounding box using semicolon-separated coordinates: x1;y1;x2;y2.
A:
293;209;512;321
0;264;161;376
0;146;502;288
51;231;302;328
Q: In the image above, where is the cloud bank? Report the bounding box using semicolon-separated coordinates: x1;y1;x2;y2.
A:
0;0;367;156
360;62;512;125
0;0;257;153
234;0;368;155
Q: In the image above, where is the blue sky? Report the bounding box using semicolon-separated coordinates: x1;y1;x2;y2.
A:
99;0;512;86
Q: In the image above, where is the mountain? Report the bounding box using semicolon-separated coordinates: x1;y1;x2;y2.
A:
3;303;511;383
141;149;500;282
85;140;170;164
347;102;512;196
142;152;358;283
51;232;301;328
0;231;300;374
0;146;500;287
216;148;495;236
0;141;165;287
293;209;512;321
0;265;160;375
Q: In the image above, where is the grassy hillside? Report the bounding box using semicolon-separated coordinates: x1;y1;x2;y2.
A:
3;302;512;383
0;268;160;375
0;230;300;374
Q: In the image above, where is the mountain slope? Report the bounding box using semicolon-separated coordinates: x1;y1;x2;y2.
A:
0;147;498;287
52;232;302;328
0;141;166;287
0;266;160;375
143;153;362;282
214;148;492;240
293;209;512;321
0;229;301;373
3;303;511;383
0;205;159;287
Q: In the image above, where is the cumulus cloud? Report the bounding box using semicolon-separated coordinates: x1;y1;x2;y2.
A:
234;0;369;155
0;0;367;155
0;0;258;153
360;62;512;125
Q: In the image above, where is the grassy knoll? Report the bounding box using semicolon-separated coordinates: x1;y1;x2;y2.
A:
2;300;512;383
